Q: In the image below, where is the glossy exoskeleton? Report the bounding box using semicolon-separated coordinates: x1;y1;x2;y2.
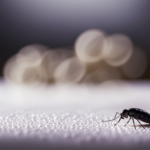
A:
103;108;150;129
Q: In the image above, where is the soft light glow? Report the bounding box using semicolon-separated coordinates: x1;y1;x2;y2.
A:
75;29;107;64
82;62;122;83
4;44;49;85
4;55;24;84
16;44;48;67
103;34;133;67
41;49;74;82
54;57;86;83
4;29;147;86
4;55;46;86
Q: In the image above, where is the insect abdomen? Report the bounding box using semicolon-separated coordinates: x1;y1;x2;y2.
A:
136;110;150;123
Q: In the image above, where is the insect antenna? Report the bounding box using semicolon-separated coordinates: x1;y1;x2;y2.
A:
102;115;120;122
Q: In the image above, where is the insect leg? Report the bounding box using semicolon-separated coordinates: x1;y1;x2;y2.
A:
135;118;145;129
114;117;121;126
124;117;131;127
114;112;120;119
132;118;136;129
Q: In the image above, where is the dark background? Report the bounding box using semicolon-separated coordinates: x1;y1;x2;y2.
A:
0;0;150;77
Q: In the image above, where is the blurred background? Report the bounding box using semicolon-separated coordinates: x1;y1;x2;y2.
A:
0;0;150;85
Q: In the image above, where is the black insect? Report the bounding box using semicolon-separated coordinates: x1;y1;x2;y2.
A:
102;108;150;129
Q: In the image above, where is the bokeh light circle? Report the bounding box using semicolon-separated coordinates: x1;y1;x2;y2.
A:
54;57;86;83
104;34;133;67
75;29;107;64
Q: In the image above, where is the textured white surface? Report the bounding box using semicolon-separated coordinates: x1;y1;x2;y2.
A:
0;81;150;149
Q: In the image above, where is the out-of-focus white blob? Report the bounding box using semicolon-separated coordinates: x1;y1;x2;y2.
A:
21;66;46;85
75;29;107;64
104;34;133;67
54;57;86;83
122;47;148;79
82;62;122;83
4;47;75;85
4;55;24;84
41;49;74;82
16;44;49;67
4;55;46;86
4;44;50;86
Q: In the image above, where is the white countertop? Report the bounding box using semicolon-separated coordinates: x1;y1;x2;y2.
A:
0;80;150;150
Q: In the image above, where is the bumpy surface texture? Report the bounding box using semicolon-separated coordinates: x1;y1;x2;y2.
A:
0;81;150;150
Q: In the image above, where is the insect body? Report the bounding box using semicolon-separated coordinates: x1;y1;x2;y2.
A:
103;108;150;129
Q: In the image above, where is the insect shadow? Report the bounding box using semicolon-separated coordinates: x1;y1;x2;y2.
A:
131;124;150;128
118;124;150;128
